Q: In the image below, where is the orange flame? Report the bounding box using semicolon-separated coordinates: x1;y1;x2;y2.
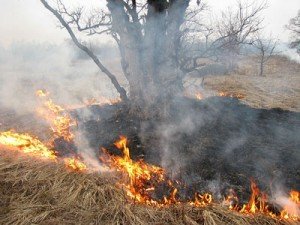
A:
240;180;261;214
280;190;300;220
101;136;215;207
64;157;87;172
0;131;57;160
102;136;300;220
218;91;245;99
36;90;76;142
1;129;299;221
0;130;87;172
0;90;298;221
107;136;166;204
0;90;87;172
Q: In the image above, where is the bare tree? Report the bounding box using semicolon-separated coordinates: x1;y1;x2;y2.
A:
214;1;267;71
286;10;300;54
178;1;267;75
40;0;207;116
252;35;277;76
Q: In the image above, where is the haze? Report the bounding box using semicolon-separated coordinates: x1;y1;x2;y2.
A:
0;0;299;47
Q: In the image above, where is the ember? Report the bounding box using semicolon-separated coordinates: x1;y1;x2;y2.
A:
218;91;245;99
195;92;203;100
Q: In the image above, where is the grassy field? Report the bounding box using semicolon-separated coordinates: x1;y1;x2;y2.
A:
187;55;300;112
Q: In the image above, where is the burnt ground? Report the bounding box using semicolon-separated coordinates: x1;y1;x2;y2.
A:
0;96;298;203
71;96;300;203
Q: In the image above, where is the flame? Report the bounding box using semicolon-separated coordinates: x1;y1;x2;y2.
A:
0;90;299;221
190;193;213;207
218;91;245;99
0;131;57;160
36;90;76;142
223;189;239;210
236;179;277;218
0;130;88;173
223;180;298;220
101;136;214;207
195;92;203;100
64;157;87;172
280;190;300;220
102;136;166;205
0;90;87;172
240;180;261;214
0;129;299;221
101;136;300;221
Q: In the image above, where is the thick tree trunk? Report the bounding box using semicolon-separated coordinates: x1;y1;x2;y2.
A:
107;0;190;116
42;0;191;117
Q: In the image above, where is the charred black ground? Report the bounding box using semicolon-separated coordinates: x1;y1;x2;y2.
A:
0;96;299;206
68;97;300;203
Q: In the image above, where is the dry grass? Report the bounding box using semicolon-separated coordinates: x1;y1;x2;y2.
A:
0;149;297;225
204;74;300;111
187;55;300;112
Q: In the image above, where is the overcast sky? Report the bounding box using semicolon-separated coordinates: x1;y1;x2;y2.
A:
0;0;299;47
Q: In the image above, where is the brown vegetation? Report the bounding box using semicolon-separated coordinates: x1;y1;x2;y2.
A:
0;149;297;225
201;56;300;111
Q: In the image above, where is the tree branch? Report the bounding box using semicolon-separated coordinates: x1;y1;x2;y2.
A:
56;0;111;35
40;0;128;101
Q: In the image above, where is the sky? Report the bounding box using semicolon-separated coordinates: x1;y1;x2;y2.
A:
0;0;299;47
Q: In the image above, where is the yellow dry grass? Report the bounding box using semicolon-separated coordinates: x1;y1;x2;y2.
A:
0;149;297;225
189;55;300;112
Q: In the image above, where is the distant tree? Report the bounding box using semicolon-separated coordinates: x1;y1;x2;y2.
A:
178;1;267;75
286;10;300;54
252;35;277;76
214;1;267;71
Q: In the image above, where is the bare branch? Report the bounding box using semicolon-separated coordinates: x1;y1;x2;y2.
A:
56;0;111;36
40;0;128;101
252;34;278;76
286;10;300;54
216;0;267;47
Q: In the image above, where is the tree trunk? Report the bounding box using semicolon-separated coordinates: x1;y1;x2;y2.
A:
107;0;190;116
259;53;265;76
259;60;264;76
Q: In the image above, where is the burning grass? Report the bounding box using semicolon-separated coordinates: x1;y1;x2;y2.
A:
0;90;299;224
0;150;297;225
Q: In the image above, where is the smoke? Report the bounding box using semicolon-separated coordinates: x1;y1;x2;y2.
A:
272;187;300;218
0;0;298;205
145;91;300;200
74;129;107;172
274;42;300;63
0;40;125;169
159;115;199;177
0;41;123;115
